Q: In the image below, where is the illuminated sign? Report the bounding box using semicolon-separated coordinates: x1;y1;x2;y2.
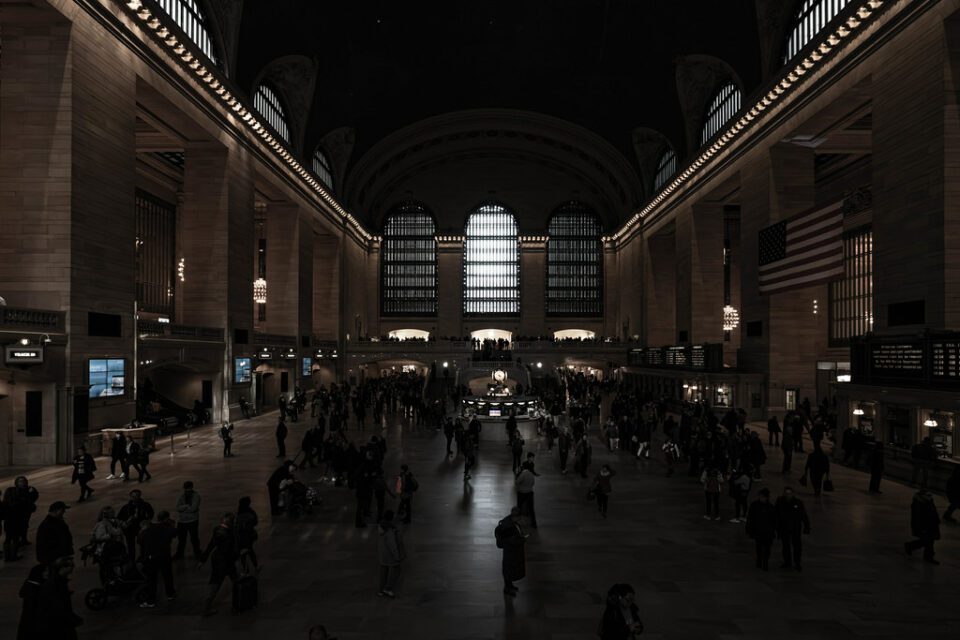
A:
5;346;44;364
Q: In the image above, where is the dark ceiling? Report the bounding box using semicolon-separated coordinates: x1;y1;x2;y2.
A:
236;0;764;171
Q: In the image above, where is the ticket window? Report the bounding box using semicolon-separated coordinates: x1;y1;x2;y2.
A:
785;389;798;411
924;412;955;459
885;405;912;450
714;385;732;408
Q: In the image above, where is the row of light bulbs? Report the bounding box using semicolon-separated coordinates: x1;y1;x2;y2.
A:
122;0;374;243
607;0;886;244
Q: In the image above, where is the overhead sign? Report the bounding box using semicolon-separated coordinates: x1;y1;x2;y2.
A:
5;345;43;364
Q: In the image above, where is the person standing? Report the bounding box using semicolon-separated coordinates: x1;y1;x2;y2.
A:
36;502;73;566
904;488;941;564
276;416;288;458
376;510;405;598
235;497;260;572
766;415;781;447
70;446;96;502
496;507;527;596
558;429;572;475
138;510;177;608
701;467;724;521
16;557;83;640
199;512;240;616
2;476;39;560
598;583;643;640
220;423;235;458
372;468;396;522
575;436;593;479
462;433;476;480
774;487;810;570
239;395;250;419
594;464;617;519
172;481;201;560
662;437;681;478
443;418;455;456
745;488;777;570
123;436;142;483
515;462;538;528
354;463;375;528
729;466;752;523
868;442;885;494
396;465;418;524
511;435;525;475
106;432;126;479
803;445;831;497
943;466;960;522
117;489;154;561
780;430;794;474
267;461;294;516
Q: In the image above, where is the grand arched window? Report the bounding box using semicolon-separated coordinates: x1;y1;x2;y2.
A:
463;204;519;316
156;0;220;67
381;202;437;316
547;203;603;316
312;148;334;192
253;84;290;144
700;83;742;147
653;147;677;191
784;0;852;63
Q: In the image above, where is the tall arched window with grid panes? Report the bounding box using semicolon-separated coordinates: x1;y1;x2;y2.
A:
784;0;853;64
546;203;603;316
312;147;334;193
463;204;520;316
653;147;677;191
700;83;741;147
380;203;437;316
155;0;221;68
253;84;290;144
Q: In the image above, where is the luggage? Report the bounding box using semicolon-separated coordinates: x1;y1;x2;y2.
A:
233;575;258;612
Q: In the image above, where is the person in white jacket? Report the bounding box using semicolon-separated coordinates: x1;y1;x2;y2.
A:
515;462;538;528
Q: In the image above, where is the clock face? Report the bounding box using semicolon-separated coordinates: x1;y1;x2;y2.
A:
493;369;506;382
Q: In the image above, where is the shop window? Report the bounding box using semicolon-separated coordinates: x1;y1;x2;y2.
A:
785;388;798;411
924;412;954;458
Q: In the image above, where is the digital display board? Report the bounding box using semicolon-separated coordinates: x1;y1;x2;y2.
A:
89;359;125;398
234;357;252;384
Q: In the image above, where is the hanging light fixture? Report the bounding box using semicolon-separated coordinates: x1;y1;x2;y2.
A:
177;257;185;283
253;278;267;304
923;415;939;428
853;406;865;416
722;305;740;332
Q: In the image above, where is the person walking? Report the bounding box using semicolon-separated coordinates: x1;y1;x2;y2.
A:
766;415;781;447
511;435;525;475
276;416;288;458
172;481;201;560
774;487;810;570
396;465;418;524
372;468;396;522
199;512;240;616
123;436;142;483
803;445;831;497
267;460;294;516
729;466;752;523
904;488;941;564
515;462;538;528
575;436;593;479
376;510;405;598
2;476;39;561
138;510;177;607
36;501;73;566
136;442;152;482
780;430;794;474
745;488;777;570
106;431;126;479
594;464;617;518
495;507;527;596
117;489;154;561
701;467;724;521
70;446;96;502
598;583;643;640
558;429;572;475
662;437;681;478
220;423;235;458
443;418;455;456
235;497;260;572
943;466;960;521
864;442;885;494
16;557;82;640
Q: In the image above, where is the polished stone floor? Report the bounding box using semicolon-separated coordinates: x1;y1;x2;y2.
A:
0;406;957;640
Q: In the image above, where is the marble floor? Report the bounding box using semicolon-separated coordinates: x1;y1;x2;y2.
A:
0;408;957;640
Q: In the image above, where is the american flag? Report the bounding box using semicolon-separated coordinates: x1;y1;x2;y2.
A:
758;201;844;294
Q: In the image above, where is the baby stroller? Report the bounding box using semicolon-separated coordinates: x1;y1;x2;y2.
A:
280;480;322;517
79;540;148;610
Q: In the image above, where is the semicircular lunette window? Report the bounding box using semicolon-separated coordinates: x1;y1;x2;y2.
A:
463;204;520;316
700;82;742;147
381;203;437;316
784;0;853;64
312;148;334;192
546;202;603;316
653;148;677;191
253;84;290;144
155;0;221;68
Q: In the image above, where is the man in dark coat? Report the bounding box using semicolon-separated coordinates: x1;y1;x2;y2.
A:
70;446;96;501
276;416;288;458
117;489;154;560
199;512;239;616
3;476;39;560
745;487;777;570
36;501;74;566
905;488;941;564
139;510;177;607
780;430;794;474
107;431;126;479
496;506;527;596
17;558;82;640
267;460;294;515
774;487;810;570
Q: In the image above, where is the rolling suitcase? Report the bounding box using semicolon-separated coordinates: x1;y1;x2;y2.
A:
233;574;258;612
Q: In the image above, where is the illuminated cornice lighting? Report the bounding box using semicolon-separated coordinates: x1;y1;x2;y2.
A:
610;0;886;242
119;0;374;243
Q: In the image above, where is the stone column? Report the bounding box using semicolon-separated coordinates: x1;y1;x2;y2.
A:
263;203;301;337
436;237;464;338
675;202;725;344
313;232;341;340
644;229;677;346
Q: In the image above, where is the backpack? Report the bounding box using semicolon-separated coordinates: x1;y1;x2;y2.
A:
407;475;419;492
494;520;510;549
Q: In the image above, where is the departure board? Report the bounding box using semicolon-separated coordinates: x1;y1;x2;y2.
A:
665;346;688;367
931;341;960;379
869;343;924;377
645;349;664;366
691;345;705;369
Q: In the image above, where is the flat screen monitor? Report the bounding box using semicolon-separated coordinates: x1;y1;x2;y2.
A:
235;357;252;384
489;408;501;417
89;359;125;398
302;357;312;377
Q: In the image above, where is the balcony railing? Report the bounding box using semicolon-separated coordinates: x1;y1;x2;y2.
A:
253;332;297;347
138;320;224;342
0;306;66;333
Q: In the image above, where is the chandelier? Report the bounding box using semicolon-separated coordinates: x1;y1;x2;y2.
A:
722;305;740;332
253;278;267;304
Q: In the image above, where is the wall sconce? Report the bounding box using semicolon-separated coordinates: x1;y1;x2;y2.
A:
177;257;186;282
813;299;819;315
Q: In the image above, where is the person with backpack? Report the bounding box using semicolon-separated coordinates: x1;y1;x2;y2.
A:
199;512;240;616
745;487;777;570
598;583;643;640
220;423;235;458
728;466;752;523
376;510;405;598
396;465;418;524
701;466;724;521
495;506;527;596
